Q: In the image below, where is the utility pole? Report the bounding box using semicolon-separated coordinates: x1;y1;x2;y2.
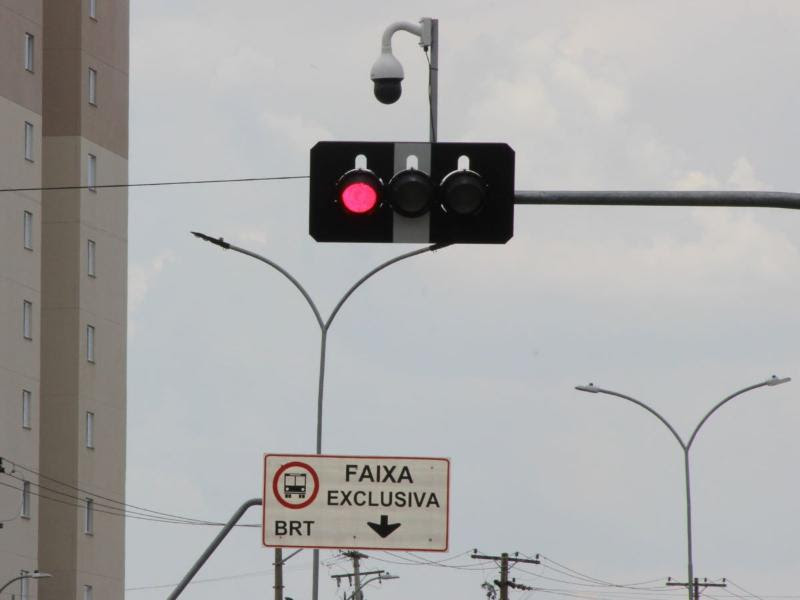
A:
471;552;540;600
331;552;385;600
274;548;283;600
667;577;726;600
351;551;363;600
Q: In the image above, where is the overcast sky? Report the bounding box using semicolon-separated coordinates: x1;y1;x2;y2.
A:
125;2;800;599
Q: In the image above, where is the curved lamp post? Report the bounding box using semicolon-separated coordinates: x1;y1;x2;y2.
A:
193;232;448;600
575;375;790;600
0;571;52;595
347;573;398;600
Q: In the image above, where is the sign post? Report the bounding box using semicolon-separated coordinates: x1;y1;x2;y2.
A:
263;454;450;551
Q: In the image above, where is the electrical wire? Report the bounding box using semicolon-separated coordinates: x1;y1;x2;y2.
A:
424;46;436;142
3;457;258;527
126;570;272;591
0;479;258;527
377;550;494;570
2;471;214;525
725;580;800;600
537;554;667;589
0;174;308;194
514;565;669;593
0;495;23;525
407;549;474;564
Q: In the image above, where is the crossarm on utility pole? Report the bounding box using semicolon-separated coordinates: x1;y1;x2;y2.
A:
167;498;262;600
515;190;800;210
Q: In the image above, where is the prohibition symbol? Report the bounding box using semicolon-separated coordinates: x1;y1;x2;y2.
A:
272;461;320;509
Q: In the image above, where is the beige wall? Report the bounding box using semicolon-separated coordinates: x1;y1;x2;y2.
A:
1;1;128;597
0;2;43;113
43;0;129;157
36;2;129;599
0;3;43;594
40;139;128;600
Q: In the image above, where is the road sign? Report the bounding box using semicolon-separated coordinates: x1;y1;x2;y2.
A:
262;453;450;551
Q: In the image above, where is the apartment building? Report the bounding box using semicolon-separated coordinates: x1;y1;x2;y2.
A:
0;1;128;598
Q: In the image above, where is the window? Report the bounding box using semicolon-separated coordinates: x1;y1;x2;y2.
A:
87;154;96;190
88;0;97;20
87;325;95;362
84;498;94;534
84;584;94;600
24;33;34;72
22;481;31;518
86;411;95;448
24;121;34;161
88;67;97;105
88;239;96;277
22;390;32;429
24;210;33;250
23;300;33;339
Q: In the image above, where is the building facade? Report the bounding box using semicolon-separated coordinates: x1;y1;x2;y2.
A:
0;1;128;598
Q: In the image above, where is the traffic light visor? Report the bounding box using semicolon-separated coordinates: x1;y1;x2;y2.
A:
337;169;381;215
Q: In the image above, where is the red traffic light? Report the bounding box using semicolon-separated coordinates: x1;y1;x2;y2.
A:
337;170;381;215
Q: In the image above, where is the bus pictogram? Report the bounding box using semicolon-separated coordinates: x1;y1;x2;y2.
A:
283;472;307;498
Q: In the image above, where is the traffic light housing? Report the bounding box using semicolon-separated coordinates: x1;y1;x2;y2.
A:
309;141;514;243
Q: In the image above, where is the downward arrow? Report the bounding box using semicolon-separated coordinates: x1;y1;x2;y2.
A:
367;515;401;538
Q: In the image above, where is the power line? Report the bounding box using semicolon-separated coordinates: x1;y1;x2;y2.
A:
0;479;258;528
2;471;210;525
4;457;206;523
376;550;494;570
2;457;257;527
0;174;308;194
126;569;274;591
534;555;668;590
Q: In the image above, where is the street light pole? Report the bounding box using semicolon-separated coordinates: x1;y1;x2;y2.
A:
0;571;51;596
343;573;398;600
193;233;448;600
575;375;790;600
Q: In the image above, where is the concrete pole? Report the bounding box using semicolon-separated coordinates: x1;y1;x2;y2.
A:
353;553;363;600
274;548;283;600
499;553;509;600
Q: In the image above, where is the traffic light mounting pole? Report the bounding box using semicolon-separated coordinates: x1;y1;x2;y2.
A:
514;189;800;210
191;232;449;600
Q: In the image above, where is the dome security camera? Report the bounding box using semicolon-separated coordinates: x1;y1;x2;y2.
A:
370;49;404;104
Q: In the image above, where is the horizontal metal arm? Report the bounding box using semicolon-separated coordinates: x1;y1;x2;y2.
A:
515;190;800;210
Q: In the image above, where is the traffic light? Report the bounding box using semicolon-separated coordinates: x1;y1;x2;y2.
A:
309;141;514;243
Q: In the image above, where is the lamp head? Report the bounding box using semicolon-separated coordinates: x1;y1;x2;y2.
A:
575;383;600;393
766;375;791;386
370;50;404;104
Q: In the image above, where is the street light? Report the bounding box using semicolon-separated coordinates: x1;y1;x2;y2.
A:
192;232;447;600
575;375;790;600
0;571;52;595
346;573;398;600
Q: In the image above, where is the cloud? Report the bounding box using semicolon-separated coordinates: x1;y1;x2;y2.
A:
674;170;721;190
674;156;768;191
552;57;629;121
728;156;768;190
232;229;269;248
259;110;333;153
128;251;177;336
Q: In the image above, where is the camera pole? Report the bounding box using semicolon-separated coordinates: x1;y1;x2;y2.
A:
424;18;438;143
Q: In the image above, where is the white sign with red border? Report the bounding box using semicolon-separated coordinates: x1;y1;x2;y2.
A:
262;454;450;551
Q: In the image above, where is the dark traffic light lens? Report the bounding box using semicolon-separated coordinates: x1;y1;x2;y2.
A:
388;169;434;217
337;169;381;215
440;170;487;216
